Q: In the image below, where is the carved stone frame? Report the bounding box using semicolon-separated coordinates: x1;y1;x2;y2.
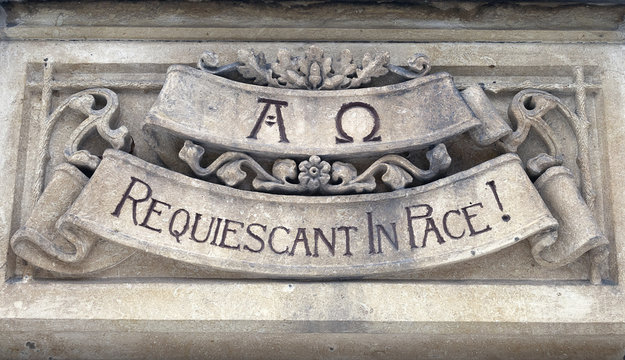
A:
1;37;624;357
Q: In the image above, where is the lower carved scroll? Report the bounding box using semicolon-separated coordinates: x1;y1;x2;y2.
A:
49;150;561;278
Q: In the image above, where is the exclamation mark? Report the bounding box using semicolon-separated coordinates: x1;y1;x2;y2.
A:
486;180;510;222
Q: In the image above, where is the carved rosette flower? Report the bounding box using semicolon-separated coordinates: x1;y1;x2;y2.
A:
298;155;331;191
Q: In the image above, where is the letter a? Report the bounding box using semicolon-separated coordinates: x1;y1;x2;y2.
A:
247;98;289;143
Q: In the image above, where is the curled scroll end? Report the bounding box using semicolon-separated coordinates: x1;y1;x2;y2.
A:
9;163;89;265
10;227;95;276
198;51;220;70
387;53;431;80
198;50;241;75
407;53;431;77
528;228;559;268
531;166;610;281
461;86;512;146
11;162;135;275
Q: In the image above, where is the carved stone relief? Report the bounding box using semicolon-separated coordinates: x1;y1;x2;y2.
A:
10;46;610;284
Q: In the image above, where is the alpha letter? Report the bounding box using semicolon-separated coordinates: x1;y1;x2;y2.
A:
247;98;289;143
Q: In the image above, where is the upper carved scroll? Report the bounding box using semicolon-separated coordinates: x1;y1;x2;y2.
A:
198;46;431;90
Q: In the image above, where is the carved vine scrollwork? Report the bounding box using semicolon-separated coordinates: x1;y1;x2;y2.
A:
198;46;431;90
63;88;133;171
179;140;451;195
499;89;595;206
33;88;133;204
17;87;137;275
386;53;431;79
500;88;606;284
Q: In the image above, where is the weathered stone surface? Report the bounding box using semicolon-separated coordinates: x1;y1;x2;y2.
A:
1;1;625;358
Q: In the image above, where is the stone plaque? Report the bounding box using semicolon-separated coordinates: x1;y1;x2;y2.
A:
7;46;608;283
2;2;625;357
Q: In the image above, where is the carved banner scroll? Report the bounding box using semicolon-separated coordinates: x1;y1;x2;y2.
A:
54;149;557;278
143;65;481;168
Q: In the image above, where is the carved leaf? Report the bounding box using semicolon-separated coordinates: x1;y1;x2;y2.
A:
380;164;413;190
426;143;452;175
272;159;298;182
273;49;294;74
271;49;298;86
179;140;204;165
320;75;345;90
321;57;333;77
298;55;311;77
305;46;324;62
352;52;390;88
216;160;248;187
331;161;358;184
286;69;307;88
237;49;270;85
333;49;357;77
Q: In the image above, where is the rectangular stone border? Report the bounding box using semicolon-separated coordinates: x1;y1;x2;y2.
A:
2;41;614;281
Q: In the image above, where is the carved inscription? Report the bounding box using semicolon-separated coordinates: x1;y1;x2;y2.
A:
111;176;509;258
335;102;382;144
246;98;382;145
145;66;482;159
13;50;610;283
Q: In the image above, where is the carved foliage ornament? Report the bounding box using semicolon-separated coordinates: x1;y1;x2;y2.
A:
198;46;431;90
11;47;609;284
